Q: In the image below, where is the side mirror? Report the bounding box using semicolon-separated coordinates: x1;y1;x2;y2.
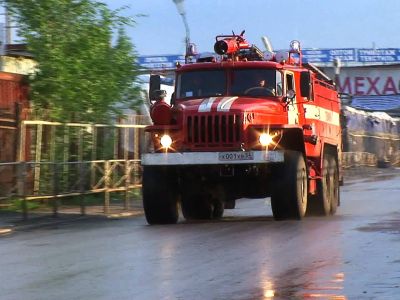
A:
170;92;176;106
149;75;161;101
152;90;167;101
300;71;312;100
286;89;296;102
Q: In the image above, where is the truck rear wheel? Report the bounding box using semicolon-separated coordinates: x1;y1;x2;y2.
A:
224;200;236;209
142;166;179;225
271;151;308;220
223;183;237;209
181;198;211;220
308;153;338;216
329;156;339;215
181;193;222;220
181;180;224;220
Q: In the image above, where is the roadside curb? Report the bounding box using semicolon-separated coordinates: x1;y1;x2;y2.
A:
0;215;91;235
0;208;144;234
343;167;400;184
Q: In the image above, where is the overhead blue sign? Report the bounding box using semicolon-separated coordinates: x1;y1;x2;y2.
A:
302;48;400;64
138;55;185;69
357;49;400;63
138;48;400;69
302;49;356;63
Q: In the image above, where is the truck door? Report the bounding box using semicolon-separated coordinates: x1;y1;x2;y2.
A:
285;72;299;125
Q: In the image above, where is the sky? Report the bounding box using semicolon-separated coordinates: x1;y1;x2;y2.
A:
102;0;400;56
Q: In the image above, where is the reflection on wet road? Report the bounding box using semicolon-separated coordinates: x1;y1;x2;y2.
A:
1;174;400;299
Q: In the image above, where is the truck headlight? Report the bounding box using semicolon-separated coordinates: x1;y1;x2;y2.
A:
160;134;173;148
259;133;274;146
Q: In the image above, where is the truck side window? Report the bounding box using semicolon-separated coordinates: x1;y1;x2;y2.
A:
286;74;294;92
276;72;283;96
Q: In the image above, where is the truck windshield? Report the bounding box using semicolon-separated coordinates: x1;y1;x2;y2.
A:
231;69;282;97
176;70;226;99
176;69;282;99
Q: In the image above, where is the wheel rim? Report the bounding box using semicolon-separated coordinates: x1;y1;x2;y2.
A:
300;168;306;203
324;160;331;208
330;159;339;213
298;166;307;216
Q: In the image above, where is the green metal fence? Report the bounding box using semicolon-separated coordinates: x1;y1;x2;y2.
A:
0;116;150;219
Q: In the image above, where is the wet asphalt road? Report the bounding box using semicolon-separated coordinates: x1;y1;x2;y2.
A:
1;173;400;300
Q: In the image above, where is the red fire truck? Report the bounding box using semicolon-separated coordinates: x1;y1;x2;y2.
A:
141;32;341;224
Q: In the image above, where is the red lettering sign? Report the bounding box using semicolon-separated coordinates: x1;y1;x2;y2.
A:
366;77;380;95
337;76;399;95
382;76;397;94
355;77;365;95
337;77;352;94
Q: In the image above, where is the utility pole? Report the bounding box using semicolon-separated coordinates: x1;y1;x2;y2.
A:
172;0;191;62
5;6;11;45
333;57;341;92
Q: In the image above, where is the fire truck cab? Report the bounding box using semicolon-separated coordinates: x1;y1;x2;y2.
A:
141;32;341;224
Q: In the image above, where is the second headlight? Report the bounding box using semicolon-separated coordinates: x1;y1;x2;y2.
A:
160;134;173;148
259;133;274;146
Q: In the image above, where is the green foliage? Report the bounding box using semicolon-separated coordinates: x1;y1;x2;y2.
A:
2;0;142;122
8;198;40;211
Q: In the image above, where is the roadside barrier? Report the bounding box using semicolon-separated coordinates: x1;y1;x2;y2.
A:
341;152;377;168
0;159;141;219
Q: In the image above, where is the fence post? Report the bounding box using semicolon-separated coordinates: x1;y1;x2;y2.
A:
133;126;140;192
33;123;43;194
17;162;28;220
63;126;70;190
124;160;131;210
13;102;21;162
51;162;59;218
104;160;110;214
79;161;86;216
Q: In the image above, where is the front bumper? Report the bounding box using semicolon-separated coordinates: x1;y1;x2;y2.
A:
141;150;284;166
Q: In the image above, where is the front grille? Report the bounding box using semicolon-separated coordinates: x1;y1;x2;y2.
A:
186;114;242;148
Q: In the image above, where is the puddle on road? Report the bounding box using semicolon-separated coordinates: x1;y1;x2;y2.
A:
344;169;400;186
236;263;348;300
362;174;399;183
357;214;400;235
271;269;347;300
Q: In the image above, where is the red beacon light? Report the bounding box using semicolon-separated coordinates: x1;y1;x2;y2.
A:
185;43;198;63
288;40;302;66
274;40;303;66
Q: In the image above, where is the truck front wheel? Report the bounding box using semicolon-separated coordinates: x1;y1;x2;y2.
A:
271;151;308;220
142;166;179;225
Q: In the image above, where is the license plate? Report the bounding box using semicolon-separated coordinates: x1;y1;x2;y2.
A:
218;152;254;161
264;151;284;162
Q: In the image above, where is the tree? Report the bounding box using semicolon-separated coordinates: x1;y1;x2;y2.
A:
2;0;142;122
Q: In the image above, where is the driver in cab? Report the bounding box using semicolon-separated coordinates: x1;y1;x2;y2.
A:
245;77;276;97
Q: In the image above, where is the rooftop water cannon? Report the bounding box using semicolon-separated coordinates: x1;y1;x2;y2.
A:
214;30;250;56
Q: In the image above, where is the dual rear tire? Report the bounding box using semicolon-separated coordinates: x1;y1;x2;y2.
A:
308;153;339;216
181;178;225;220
